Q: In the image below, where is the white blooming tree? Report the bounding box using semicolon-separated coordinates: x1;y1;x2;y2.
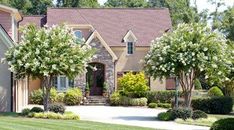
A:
144;23;232;107
4;24;94;111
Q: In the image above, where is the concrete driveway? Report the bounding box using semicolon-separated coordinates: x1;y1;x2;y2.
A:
65;106;209;130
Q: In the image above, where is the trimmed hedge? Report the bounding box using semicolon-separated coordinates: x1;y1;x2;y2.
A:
48;103;65;114
192;110;207;120
21;108;31;116
171;108;192;120
210;118;234;130
32;112;80;120
148;103;157;108
110;92;147;106
64;88;82;105
157;103;171;108
191;96;233;114
30;107;44;113
157;112;175;121
145;91;183;104
208;86;224;97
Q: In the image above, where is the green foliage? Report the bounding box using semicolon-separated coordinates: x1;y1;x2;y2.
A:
210;118;234;130
194;79;202;90
145;90;183;103
144;23;231;107
110;91;121;106
48;103;65;114
191;97;233;114
32;112;80;120
56;93;65;103
148;103;157;108
103;82;108;92
118;72;149;98
30;89;43;105
104;0;147;7
57;0;99;7
1;0;52;15
171;108;192;120
157;111;175;121
109;92;147;106
30;107;44;113
64;88;82;105
50;88;58;103
157;103;171;108
21;108;31;116
208;86;224;97
192;110;208;120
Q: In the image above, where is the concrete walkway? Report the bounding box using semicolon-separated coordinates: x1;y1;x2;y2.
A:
64;106;209;130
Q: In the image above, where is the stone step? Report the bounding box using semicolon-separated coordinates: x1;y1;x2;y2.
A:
83;96;108;106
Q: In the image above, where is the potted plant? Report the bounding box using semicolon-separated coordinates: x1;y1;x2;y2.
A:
85;83;90;97
102;82;108;97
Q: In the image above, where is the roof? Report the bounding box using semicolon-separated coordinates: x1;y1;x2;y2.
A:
0;4;22;21
47;8;172;47
20;15;46;27
0;24;14;48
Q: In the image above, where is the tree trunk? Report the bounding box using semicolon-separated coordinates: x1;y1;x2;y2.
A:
42;76;52;111
184;91;191;108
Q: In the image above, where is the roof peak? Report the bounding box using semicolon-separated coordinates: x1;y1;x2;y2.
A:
48;7;168;10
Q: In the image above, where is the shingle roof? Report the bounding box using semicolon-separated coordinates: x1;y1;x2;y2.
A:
47;8;172;47
20;15;46;27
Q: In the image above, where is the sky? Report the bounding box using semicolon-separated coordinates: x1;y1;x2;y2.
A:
98;0;234;13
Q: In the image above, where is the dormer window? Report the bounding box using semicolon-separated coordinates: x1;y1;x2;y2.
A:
127;42;134;54
123;30;137;55
74;30;82;39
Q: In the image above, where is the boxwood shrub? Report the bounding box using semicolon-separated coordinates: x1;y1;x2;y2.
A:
171;108;192;120
208;86;224;97
145;91;183;104
191;96;233;114
157;112;175;121
48;103;65;114
30;107;44;113
64;88;82;105
148;103;157;108
210;118;234;130
192;110;208;120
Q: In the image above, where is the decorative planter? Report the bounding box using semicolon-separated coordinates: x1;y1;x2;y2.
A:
85;91;90;97
102;91;108;97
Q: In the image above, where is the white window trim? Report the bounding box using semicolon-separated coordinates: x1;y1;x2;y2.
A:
57;75;70;92
126;41;135;55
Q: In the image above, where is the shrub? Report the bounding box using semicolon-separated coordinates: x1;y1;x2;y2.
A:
48;103;65;114
21;108;31;116
56;93;65;103
129;98;148;106
210;118;234;130
30;89;43;105
30;88;58;105
50;88;57;103
191;96;233;114
208;86;224;97
110;91;121;106
64;88;82;105
158;103;171;108
157;112;175;121
30;107;44;113
171;108;192;120
192;110;208;120
145;91;183;104
194;79;202;90
148;103;157;108
32;112;80;120
118;72;149;98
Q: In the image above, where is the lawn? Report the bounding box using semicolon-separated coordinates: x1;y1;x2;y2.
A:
0;113;154;130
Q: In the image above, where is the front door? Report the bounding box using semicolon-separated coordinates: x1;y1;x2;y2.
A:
86;63;105;96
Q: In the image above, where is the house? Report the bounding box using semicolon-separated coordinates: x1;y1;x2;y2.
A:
20;8;174;96
0;4;28;112
0;5;174;111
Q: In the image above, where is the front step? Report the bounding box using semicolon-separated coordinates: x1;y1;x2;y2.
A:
83;96;108;105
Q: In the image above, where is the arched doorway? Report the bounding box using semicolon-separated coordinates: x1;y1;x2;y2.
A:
86;62;105;96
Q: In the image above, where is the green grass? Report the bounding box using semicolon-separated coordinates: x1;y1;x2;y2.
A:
0;113;154;130
175;114;234;127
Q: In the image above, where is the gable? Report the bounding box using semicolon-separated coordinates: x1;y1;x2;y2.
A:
0;25;14;48
85;30;117;62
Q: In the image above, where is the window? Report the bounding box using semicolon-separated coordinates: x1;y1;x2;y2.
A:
127;42;134;54
74;30;82;39
52;76;74;91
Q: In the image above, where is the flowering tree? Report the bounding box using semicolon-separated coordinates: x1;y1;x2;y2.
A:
4;24;94;111
144;23;232;107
